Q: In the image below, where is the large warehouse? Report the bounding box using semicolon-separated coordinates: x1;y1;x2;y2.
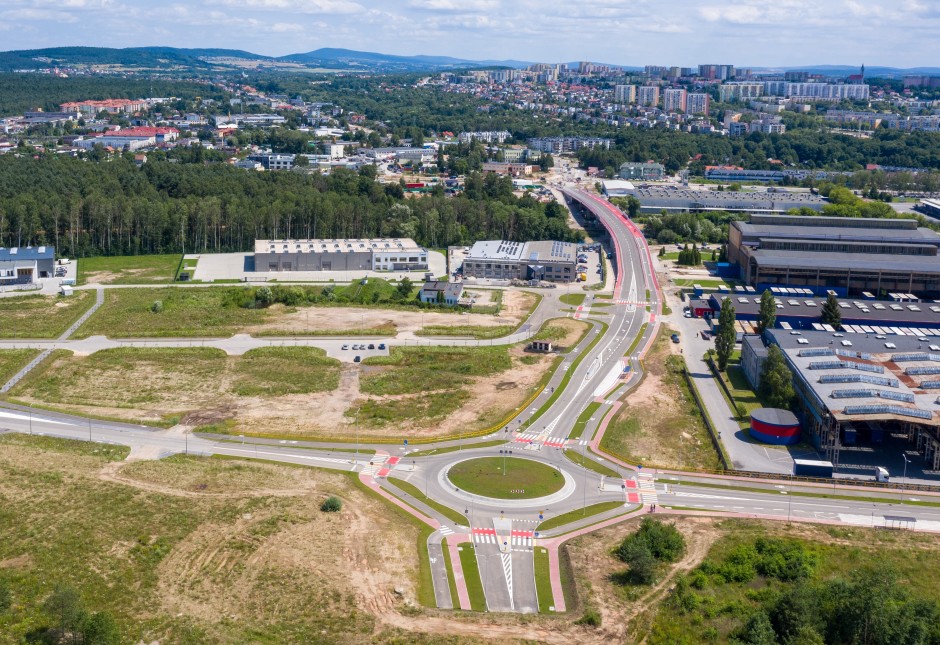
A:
461;240;577;282
729;215;940;297
629;187;826;215
254;239;429;273
754;329;940;478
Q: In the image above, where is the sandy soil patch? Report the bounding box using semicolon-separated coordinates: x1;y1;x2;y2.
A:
245;289;535;336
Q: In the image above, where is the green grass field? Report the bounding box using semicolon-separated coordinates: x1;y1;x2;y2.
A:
78;254;182;285
569;402;602;440
73;287;271;338
447;457;564;499
0;291;95;339
0;349;40;385
11;346;340;414
560;293;586;307
361;346;512;396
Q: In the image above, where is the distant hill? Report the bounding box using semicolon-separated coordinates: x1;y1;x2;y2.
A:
0;45;528;73
756;64;940;78
278;47;531;71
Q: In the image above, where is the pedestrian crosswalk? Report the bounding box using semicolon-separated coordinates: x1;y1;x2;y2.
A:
471;528;535;548
511;431;568;448
439;525;454;536
638;472;658;504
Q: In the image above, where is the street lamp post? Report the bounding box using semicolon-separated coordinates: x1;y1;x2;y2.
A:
902;453;910;496
355;407;361;464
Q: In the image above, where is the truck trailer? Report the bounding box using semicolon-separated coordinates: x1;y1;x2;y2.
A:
793;459;834;478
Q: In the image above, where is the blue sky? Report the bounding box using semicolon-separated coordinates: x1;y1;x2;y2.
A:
0;0;937;67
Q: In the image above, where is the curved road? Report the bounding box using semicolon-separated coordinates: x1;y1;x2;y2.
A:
4;187;940;616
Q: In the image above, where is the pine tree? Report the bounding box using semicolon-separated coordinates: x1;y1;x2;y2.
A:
715;298;736;371
758;289;776;334
821;293;842;329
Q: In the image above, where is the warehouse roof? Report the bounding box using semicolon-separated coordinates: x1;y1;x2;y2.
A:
747;249;940;274
254;238;424;254
714;293;940;327
736;222;940;245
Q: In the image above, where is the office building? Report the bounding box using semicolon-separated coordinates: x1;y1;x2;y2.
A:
618;162;666;181
462;240;577;282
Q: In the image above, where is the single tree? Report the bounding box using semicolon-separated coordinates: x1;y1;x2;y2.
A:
757;289;776;334
760;344;795;409
821;293;842;329
397;277;413;299
255;286;274;307
715;298;737;371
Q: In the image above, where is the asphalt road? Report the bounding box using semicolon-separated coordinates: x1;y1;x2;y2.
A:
5;187;940;615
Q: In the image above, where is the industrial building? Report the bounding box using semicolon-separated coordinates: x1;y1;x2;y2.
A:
461;240;577;282
751;329;940;476
618;162;665;181
729;215;940;297
253;238;428;273
0;246;55;285
629;187;826;215
419;280;464;305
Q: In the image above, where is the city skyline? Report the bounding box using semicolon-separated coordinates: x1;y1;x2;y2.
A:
0;0;937;68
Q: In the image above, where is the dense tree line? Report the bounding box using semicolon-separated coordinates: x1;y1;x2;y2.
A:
0;154;580;257
639;210;740;245
0;74;226;117
578;128;940;175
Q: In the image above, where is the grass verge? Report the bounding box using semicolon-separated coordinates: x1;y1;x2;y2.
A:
564;449;621;478
0;349;40;385
415;325;515;339
441;538;461;610
560;293;586;307
534;546;555;613
388;476;468;525
0;291;95;339
537;501;627;532
457;543;486;612
406;439;507;458
569;401;602;440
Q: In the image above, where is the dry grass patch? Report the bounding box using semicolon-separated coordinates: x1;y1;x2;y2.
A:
601;328;721;470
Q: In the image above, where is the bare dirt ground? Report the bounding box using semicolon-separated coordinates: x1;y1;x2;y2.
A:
245;289;536;335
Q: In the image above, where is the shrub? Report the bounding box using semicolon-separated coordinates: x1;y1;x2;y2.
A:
320;496;342;513
0;576;10;613
617;518;686;564
150;300;163;313
575;608;601;627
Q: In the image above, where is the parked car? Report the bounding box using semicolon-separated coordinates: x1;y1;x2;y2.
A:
342;344;349;350
671;333;680;343
378;343;386;350
354;356;362;363
368;344;375;350
701;331;710;340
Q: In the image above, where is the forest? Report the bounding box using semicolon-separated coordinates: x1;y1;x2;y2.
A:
0;154;580;257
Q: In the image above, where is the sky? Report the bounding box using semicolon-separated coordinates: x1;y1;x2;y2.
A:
0;0;938;68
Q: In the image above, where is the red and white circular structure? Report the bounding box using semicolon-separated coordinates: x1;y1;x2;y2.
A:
750;408;800;445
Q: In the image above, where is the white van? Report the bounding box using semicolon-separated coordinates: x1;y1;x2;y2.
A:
875;467;890;483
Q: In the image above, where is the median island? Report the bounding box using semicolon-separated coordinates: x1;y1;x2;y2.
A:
447;456;564;499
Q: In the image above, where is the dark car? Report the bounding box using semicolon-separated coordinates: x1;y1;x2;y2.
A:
671;333;680;343
378;343;386;350
368;344;375;350
354;356;362;363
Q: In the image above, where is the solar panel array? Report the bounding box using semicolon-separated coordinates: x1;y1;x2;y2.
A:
920;381;940;389
831;389;915;403
843;404;932;420
798;348;834;358
819;373;899;387
835;349;873;360
808;360;884;374
905;366;940;376
891;353;940;363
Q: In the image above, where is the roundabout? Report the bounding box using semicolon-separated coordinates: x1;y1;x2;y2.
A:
447;456;564;499
438;454;579;508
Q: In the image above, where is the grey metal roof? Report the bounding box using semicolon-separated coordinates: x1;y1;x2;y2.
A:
748;249;940;273
736;222;940;245
716;293;940;326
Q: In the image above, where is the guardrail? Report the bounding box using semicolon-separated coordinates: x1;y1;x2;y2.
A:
674;466;940;495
